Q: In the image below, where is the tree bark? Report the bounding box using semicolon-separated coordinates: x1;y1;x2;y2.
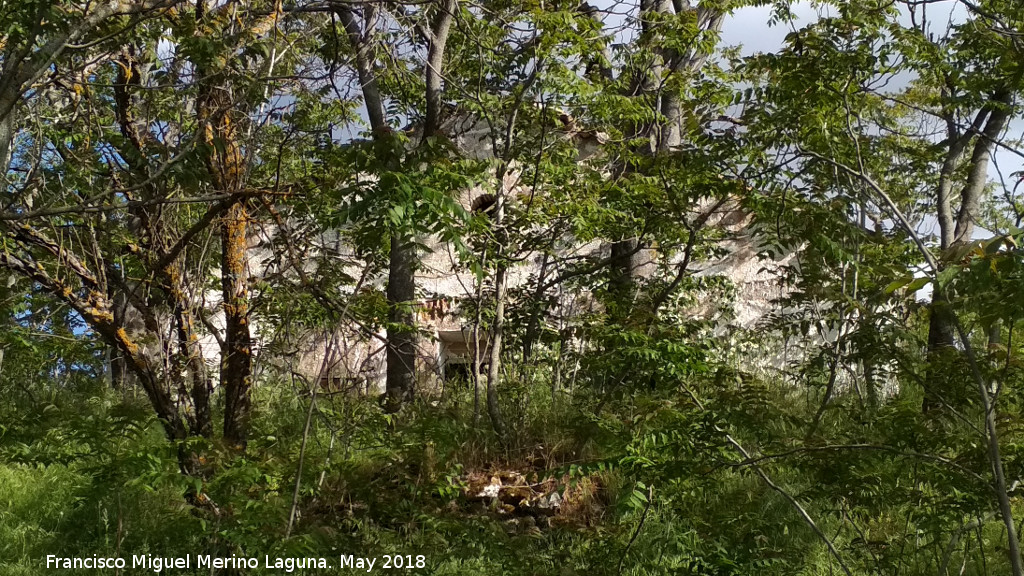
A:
341;3;422;411
0;247;189;442
423;0;456;146
610;237;643;310
486;179;508;438
220;202;252;446
385;237;417;410
521;251;549;362
987;320;1002;350
950;314;1024;576
952;91;1011;245
341;1;457;411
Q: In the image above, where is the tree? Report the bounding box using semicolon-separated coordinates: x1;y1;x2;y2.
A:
740;1;1024;572
333;0;459;412
0;0;297;471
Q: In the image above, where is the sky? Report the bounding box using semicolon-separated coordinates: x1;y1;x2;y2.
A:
721;2;823;57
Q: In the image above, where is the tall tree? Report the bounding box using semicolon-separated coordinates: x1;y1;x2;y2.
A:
0;0;292;472
193;0;254;448
336;0;459;411
606;0;724;312
740;1;1024;572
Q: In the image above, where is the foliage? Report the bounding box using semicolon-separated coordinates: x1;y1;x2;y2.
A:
3;0;1024;575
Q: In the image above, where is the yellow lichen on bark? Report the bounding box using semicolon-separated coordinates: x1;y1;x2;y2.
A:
115;327;140;356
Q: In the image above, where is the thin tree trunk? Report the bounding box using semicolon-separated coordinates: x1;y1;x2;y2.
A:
287;374;320;538
0;114;14;177
812;144;1023;576
472;270;485;428
606;0;654;310
108;288;129;390
863;359;878;411
924;110;968;409
485;166;508;437
486;262;508;438
167;261;214;438
950;313;1024;576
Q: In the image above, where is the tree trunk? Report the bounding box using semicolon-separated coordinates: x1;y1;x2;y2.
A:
609;237;643;313
194;0;253;447
385;235;417;411
863;359;878;412
607;2;722;315
522;251;549;362
472;316;483;428
952;91;1011;246
486;261;508;438
486;167;508;437
220;202;252;446
339;2;457;412
923;290;957;412
472;270;485;428
988;320;1002;350
108;287;129;390
927;291;957;351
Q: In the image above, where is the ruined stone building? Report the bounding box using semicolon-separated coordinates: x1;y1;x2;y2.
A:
192;112;794;395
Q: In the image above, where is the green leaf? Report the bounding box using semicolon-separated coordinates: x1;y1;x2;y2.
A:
906;277;931;292
884;275;913;294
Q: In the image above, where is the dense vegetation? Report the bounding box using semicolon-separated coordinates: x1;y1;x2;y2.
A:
2;0;1024;574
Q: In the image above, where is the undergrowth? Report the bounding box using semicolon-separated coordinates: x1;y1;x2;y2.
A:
1;364;1019;575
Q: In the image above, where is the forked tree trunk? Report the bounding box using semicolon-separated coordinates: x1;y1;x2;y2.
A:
924;90;1010;411
340;0;457;411
608;2;722;315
